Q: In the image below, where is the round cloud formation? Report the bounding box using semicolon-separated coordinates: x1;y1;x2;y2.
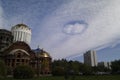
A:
6;0;120;59
63;21;88;35
37;0;120;59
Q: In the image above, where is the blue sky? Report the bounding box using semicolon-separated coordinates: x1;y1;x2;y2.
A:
0;0;120;62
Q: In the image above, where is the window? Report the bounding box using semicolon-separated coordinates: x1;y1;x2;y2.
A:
17;53;21;58
0;36;3;40
16;63;20;66
17;59;20;62
8;59;10;62
12;59;15;62
12;63;14;67
22;59;24;62
6;37;9;41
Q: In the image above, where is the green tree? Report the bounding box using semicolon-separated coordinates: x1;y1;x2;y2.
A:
6;67;12;75
52;59;95;76
0;60;7;78
52;59;68;76
79;64;92;75
13;65;35;79
111;60;120;74
68;61;80;75
52;66;65;76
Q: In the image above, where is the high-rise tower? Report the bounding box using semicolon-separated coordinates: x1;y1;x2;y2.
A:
84;50;97;66
11;24;31;44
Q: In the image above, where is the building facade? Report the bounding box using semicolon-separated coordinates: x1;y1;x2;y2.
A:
11;24;31;44
3;42;34;69
0;29;13;54
98;62;111;69
84;50;97;66
0;23;52;76
3;41;52;75
32;48;52;75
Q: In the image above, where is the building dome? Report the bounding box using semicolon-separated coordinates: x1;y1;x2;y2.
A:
32;47;52;75
33;48;51;58
40;51;51;58
11;23;31;44
11;24;30;30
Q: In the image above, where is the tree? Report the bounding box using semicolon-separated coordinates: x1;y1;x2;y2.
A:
6;67;12;75
0;60;7;78
79;64;92;75
52;59;69;76
111;60;120;74
52;59;94;76
52;66;65;76
13;65;35;79
68;61;80;75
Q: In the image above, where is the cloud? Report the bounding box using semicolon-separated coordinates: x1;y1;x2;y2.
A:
63;21;88;35
36;0;120;59
2;0;120;60
1;0;69;29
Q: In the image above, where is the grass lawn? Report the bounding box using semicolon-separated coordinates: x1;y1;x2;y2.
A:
1;75;120;80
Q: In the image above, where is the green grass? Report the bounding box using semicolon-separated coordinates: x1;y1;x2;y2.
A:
1;75;120;80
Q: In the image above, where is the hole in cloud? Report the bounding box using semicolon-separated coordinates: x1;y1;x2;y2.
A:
63;20;88;35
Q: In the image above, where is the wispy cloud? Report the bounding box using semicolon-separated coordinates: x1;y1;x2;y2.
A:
63;21;88;35
2;0;120;60
36;0;120;59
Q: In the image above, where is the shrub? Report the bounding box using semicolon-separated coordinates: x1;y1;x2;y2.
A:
52;66;65;76
13;65;34;79
0;60;7;78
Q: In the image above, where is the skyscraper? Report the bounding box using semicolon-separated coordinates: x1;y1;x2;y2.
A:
11;24;31;44
84;50;97;66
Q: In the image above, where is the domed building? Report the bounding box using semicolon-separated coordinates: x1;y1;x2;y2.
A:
31;47;52;75
3;41;35;69
0;29;13;53
11;24;31;44
0;23;52;76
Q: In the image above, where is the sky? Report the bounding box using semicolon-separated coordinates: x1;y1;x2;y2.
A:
0;0;120;62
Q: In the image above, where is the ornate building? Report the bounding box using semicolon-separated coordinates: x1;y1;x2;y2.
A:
0;29;13;56
0;23;52;76
3;42;35;69
11;24;31;44
32;47;52;75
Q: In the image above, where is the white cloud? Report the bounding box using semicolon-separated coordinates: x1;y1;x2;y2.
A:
2;0;120;60
37;0;120;59
63;21;88;35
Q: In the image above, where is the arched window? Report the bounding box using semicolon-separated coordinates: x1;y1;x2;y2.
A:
17;53;21;58
0;36;3;40
6;37;9;41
